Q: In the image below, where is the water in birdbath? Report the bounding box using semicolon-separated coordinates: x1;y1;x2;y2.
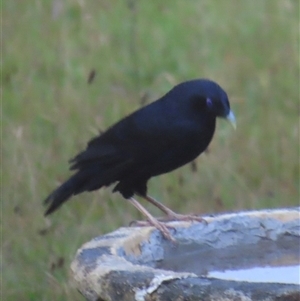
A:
156;235;299;284
208;265;299;284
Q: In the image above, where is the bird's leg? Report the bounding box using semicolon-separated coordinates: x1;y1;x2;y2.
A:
143;195;206;223
128;197;175;242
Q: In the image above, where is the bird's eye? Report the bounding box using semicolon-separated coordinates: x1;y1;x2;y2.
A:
206;98;213;108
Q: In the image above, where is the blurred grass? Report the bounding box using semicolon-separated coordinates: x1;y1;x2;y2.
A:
3;0;299;300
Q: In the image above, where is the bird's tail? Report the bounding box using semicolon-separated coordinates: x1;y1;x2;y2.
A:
43;170;92;216
43;159;131;215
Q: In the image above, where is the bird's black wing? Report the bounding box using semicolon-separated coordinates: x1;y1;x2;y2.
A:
44;90;212;214
69;98;204;176
44;101;186;214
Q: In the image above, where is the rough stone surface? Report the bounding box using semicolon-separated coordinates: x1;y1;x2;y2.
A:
71;207;300;301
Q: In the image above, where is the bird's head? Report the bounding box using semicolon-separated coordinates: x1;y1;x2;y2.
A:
193;79;236;129
205;95;236;129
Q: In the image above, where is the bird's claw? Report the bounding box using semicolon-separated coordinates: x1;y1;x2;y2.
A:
165;213;207;224
130;219;176;242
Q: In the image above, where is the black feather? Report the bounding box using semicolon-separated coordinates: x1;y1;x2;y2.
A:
43;79;234;215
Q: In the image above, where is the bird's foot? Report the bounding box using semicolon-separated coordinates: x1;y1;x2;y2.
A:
164;211;207;224
128;197;176;242
130;219;176;242
142;196;206;224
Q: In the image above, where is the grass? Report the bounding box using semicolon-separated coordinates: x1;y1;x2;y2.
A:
3;0;299;300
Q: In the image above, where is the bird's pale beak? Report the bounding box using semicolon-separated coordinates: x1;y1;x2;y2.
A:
226;110;236;130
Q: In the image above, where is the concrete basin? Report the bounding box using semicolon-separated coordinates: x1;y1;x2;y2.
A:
71;207;300;301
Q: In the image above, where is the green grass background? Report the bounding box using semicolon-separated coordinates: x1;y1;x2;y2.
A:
3;0;299;300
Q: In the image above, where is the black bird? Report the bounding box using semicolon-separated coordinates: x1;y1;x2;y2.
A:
44;79;236;240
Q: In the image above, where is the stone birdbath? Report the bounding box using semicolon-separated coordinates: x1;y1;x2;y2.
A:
71;207;300;301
